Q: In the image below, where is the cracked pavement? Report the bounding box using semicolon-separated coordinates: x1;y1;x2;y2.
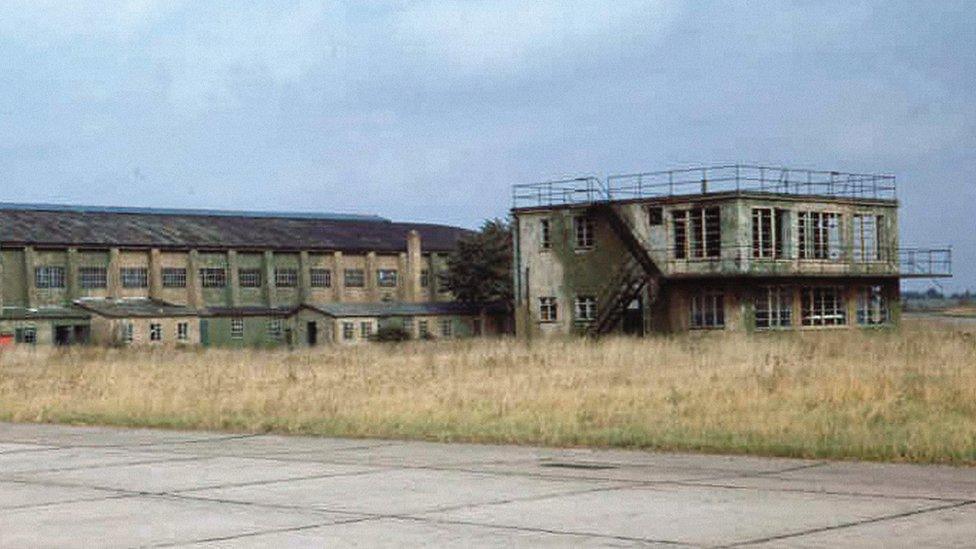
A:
1;423;974;547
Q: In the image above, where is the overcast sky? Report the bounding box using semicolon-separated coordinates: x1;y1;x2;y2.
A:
0;1;973;290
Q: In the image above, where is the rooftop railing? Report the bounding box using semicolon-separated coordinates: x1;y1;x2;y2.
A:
512;165;897;209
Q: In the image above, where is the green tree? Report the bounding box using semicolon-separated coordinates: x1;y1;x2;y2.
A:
442;218;513;305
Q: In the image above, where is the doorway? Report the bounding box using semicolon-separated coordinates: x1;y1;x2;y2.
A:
54;326;72;346
307;322;318;346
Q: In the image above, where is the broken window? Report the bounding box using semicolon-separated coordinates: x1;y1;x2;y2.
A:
377;269;398;287
673;207;721;259
801;287;846;326
853;214;883;262
857;285;889;325
798;211;841;260
755;286;792;329
647;206;663;226
539;297;558;322
690;290;724;329
752;208;787;258
574;216;594;249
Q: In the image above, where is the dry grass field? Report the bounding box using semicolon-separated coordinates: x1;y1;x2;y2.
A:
1;318;974;464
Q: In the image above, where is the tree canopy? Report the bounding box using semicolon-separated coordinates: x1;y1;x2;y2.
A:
442;218;513;306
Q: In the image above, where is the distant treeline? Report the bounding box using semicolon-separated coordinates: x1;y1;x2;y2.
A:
903;289;973;301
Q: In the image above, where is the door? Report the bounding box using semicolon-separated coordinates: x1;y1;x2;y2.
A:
307;322;318;346
73;325;90;345
54;326;72;346
199;319;210;347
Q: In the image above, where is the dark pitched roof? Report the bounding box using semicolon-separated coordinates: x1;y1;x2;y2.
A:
304;301;492;318
0;305;90;321
73;298;197;318
0;204;471;252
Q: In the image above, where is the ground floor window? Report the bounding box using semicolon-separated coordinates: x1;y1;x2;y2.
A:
857;285;889;325
360;321;373;339
403;317;414;334
418;320;430;338
230;318;245;339
267;319;283;341
690;290;724;329
122;323;134;344
539;297;558;322
574;295;596;322
440;318;452;337
801;287;846;326
755;286;792;329
342;322;355;340
177;322;189;342
15;327;37;344
149;323;162;341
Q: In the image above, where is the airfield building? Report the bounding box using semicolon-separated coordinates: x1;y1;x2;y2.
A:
511;165;951;337
0;204;502;347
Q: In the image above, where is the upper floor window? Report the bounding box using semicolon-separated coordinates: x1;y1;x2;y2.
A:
78;267;107;289
574;216;594;249
798;211;841;260
162;268;186;288
853;214;884;262
120;267;148;289
200;268;227;288
752;208;787;259
857;285;889;325
35;266;65;289
539;297;558;322
574;295;596;322
690;290;724;329
420;269;430;288
275;268;298;288
377;269;398;287
239;269;262;288
673;207;720;259
310;268;332;288
540;219;551;249
344;269;365;288
755;286;792;329
647;206;663;226
801;287;845;326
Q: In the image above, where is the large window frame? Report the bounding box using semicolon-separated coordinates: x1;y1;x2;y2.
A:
161;268;187;288
574;295;596;323
755;286;792;329
344;269;365;288
377;269;398;288
798;211;842;260
310;268;332;288
853;214;884;262
35;266;66;289
857;285;889;325
238;269;262;288
120;267;149;289
801;287;846;326
690;290;725;329
78;266;108;289
673;207;721;259
574;216;595;249
200;268;227;289
275;268;299;288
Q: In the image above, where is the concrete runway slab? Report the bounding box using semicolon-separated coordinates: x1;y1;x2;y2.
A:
1;422;973;548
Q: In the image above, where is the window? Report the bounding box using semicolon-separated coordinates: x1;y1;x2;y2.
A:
540;219;551;249
177;322;189;342
574;216;594;248
420;269;430;288
673;207;721;259
35;266;65;289
149;323;162;342
440;318;453;337
801;287;846;326
853;214;883;262
275;268;298;288
418;320;430;338
857;285;889;325
342;322;355;340
120;267;148;289
200;268;227;288
79;267;107;289
798;211;841;260
310;268;332;288
752;208;787;259
403;317;414;334
344;269;365;288
377;269;398;287
755;286;792;329
574;295;596;322
539;297;558;322
267;319;283;341
690;290;724;329
230;318;245;339
360;321;373;339
239;269;262;288
648;206;663;226
122;323;134;344
162;268;187;288
15;327;37;344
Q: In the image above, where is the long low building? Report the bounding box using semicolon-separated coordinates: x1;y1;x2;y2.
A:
0;203;504;347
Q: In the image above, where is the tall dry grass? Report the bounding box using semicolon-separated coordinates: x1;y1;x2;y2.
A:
1;318;974;464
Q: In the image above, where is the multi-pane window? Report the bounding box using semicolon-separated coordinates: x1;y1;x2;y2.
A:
79;267;107;289
15;327;37;344
200;268;227;288
120;267;148;289
420;269;430;288
418;320;430;338
857;285;889;325
540;219;551;249
35;266;66;289
853;214;883;262
230;318;245;339
342;322;355;340
574;295;597;322
122;323;134;344
690;290;725;329
798;211;841;260
177;322;189;342
344;269;365;288
275;268;298;288
755;286;792;329
377;269;398;287
801;287;846;326
574;216;595;248
752;208;787;259
539;297;558;322
267;319;283;341
162;268;187;288
149;323;162;342
359;321;373;339
310;268;332;288
673;207;721;259
239;269;262;288
440;318;453;337
403;317;414;335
